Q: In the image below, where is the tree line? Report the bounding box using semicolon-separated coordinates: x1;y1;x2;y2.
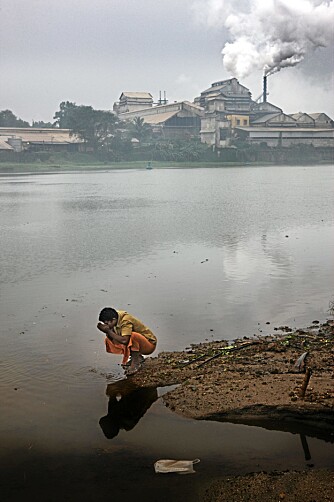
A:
0;103;212;161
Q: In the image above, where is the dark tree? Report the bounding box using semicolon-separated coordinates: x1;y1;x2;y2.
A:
32;120;54;128
129;116;152;141
53;101;78;129
92;110;120;151
53;102;121;151
0;109;30;127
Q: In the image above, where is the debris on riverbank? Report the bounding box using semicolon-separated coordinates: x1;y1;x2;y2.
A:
130;320;334;434
201;469;334;502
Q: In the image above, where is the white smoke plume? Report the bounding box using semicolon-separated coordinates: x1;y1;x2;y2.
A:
193;0;334;77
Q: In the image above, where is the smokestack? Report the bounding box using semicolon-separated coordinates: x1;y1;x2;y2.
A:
263;75;267;103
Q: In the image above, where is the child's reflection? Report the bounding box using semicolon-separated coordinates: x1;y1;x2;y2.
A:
99;380;158;439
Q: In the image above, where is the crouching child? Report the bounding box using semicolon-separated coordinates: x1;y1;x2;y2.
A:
97;307;157;375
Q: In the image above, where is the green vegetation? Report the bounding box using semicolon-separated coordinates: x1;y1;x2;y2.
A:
0;109;30;127
0;160;241;173
53;101;121;152
1;104;216;162
1;105;332;168
32;120;54;128
129;116;152;141
52;104;215;161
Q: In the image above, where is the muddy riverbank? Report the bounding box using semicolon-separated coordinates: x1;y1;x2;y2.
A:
127;320;334;501
201;469;334;502
130;320;334;431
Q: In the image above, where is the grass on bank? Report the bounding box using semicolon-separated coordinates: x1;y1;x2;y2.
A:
0;147;332;173
1;160;332;173
0;159;264;173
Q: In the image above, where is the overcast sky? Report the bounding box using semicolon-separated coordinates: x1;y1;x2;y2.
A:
0;0;333;123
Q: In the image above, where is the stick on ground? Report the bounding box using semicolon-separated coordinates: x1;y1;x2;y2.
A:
299;367;312;399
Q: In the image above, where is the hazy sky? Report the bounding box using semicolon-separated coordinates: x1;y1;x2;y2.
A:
0;0;333;123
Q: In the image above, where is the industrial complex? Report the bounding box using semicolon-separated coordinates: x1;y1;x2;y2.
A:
115;77;333;149
0;77;333;154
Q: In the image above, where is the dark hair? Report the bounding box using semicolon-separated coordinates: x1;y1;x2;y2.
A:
99;307;119;322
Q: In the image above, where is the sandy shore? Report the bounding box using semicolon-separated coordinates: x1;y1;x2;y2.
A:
131;320;333;428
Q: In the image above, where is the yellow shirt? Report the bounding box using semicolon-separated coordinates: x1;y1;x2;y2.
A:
115;310;157;345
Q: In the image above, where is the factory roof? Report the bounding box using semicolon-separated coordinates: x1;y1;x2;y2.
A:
142;111;178;124
308;112;333;123
251;113;296;124
290;112;313;120
251;113;281;123
206;93;224;100
186;101;204;112
235;126;333;133
119;101;204;120
201;78;250;96
0;127;83;143
120;92;153;99
309;113;325;119
0;137;14;150
251;102;282;113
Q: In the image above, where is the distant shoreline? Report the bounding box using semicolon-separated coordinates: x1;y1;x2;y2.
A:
0;160;333;174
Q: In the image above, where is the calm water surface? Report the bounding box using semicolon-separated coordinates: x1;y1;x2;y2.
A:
1;165;333;501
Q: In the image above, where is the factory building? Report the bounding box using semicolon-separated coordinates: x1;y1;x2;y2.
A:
251;102;283;122
233;127;334;148
0;127;84;152
118;100;203;140
197;78;252;147
2;79;330;154
195;77;252;111
195;77;333;149
289;113;315;127
113;92;153;115
251;113;297;127
308;113;333;128
0;136;14;152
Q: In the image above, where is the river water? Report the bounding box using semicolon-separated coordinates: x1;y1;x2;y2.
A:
1;165;333;501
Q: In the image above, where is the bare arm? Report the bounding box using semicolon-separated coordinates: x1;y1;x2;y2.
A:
97;322;130;345
107;330;130;345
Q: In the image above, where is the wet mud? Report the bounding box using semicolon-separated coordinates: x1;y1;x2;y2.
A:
124;319;334;501
129;320;334;432
202;470;334;502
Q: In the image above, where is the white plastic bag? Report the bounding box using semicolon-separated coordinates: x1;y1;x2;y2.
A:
154;459;200;474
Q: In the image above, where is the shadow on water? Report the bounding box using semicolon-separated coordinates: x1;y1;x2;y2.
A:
98;380;334;471
99;380;158;439
100;379;334;445
204;412;334;445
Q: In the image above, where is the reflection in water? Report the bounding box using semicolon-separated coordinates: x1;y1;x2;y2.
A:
300;434;312;462
99;380;158;439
